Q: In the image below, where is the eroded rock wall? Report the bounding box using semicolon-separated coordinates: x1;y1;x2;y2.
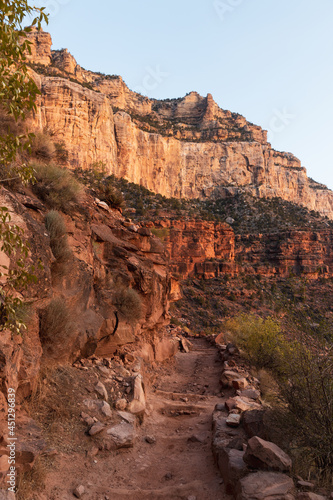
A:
155;220;333;280
25;30;333;218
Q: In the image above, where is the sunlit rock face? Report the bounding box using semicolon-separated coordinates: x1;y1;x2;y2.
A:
26;30;333;218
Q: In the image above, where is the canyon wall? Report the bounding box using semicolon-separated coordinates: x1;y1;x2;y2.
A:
152;220;333;280
26;29;333;218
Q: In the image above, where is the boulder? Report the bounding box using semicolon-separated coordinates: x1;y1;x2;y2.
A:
242;409;267;439
244;436;292;472
127;374;146;418
117;411;137;425
88;422;104;436
106;422;136;449
217;447;248;495
226;414;242;427
232;378;249;390
239;388;261;401
220;370;242;388
227;396;261;413
94;381;108;401
115;399;127;411
236;471;295;500
73;485;85;498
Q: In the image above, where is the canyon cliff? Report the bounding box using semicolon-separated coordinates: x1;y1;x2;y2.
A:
25;28;333;218
150;220;333;280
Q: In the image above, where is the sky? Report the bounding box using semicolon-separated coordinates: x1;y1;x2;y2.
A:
32;0;333;189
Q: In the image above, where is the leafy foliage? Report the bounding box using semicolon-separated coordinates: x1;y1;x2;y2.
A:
274;346;333;482
0;2;48;334
0;0;48;181
225;314;289;372
0;206;37;335
225;312;333;484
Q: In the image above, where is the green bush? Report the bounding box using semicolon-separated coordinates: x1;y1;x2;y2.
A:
45;211;72;262
33;163;83;211
151;227;170;241
225;314;287;371
114;288;143;324
227;313;333;485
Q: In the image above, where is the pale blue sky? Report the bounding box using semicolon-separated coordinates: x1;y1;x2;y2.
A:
36;0;333;189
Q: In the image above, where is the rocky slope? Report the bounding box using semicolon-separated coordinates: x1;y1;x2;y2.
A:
0;183;184;488
25;28;333;218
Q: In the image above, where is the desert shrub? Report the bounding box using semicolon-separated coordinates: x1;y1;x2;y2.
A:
54;141;69;163
45;211;72;262
114;288;143;323
227;313;333;485
99;178;125;209
272;346;333;484
151;227;170;241
39;297;72;345
225;314;287;372
33;162;83;211
30;132;55;161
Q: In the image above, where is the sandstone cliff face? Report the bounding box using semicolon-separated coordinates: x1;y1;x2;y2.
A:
152;220;235;279
32;75;118;168
156;220;333;280
25;30;333;218
236;230;333;278
24;27;52;66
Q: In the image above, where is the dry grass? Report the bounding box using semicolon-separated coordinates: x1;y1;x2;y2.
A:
39;297;73;350
114;287;143;323
26;365;87;452
32;162;84;212
16;456;50;500
30;132;55;161
45;211;72;262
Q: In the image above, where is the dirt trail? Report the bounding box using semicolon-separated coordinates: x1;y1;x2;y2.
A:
44;338;231;500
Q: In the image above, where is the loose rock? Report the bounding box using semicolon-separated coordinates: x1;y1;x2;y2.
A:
73;485;85;498
106;422;136;449
95;381;108;401
244;436;292;472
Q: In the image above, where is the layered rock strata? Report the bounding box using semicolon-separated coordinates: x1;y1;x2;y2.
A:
151;220;333;279
25;29;333;218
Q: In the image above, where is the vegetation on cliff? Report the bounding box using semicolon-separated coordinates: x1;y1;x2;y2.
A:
0;1;48;334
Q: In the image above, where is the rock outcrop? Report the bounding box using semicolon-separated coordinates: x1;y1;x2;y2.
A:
152;220;333;279
24;30;333;218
